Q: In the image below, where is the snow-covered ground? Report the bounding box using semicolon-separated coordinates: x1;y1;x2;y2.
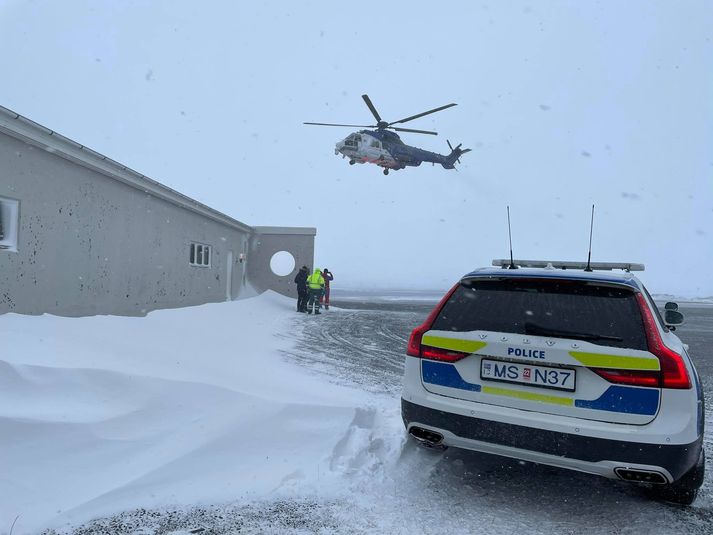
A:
331;289;447;303
653;295;713;305
2;293;711;534
335;289;713;306
0;293;405;534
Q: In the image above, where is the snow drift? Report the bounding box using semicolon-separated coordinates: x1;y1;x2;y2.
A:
0;292;399;534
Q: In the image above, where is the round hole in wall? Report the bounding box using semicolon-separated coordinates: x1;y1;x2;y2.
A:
270;250;296;277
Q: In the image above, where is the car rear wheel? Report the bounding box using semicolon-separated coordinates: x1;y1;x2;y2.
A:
649;449;705;506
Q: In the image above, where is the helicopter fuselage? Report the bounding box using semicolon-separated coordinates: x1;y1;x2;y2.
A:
335;129;455;172
305;94;469;175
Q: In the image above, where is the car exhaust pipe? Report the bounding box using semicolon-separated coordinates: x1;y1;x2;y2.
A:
409;426;444;446
614;467;668;485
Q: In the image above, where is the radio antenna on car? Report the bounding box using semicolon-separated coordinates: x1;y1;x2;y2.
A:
507;206;517;269
585;204;595;272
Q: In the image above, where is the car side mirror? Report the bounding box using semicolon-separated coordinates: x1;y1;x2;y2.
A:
664;302;678;311
664;309;684;328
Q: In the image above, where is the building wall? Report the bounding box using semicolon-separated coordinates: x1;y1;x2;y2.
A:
0;107;316;317
248;227;316;298
0;133;246;315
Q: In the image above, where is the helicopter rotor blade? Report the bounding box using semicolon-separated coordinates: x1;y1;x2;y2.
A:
389;126;438;136
303;122;375;128
361;94;383;123
388;103;457;126
447;139;461;163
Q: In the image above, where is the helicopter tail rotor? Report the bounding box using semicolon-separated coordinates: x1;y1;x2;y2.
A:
445;139;472;168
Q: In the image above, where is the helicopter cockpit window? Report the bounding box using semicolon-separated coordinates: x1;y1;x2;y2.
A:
370;140;380;148
344;135;358;148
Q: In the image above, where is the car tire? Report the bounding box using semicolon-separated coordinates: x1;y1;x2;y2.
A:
649;449;705;506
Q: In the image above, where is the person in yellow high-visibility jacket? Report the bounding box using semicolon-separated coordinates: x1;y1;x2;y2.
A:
306;268;325;314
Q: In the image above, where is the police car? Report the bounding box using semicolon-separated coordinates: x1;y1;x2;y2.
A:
402;260;706;504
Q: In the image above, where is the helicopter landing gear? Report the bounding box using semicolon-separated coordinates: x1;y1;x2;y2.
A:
383;168;389;176
349;160;355;165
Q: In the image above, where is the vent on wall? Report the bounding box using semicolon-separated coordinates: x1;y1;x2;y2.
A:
0;196;19;252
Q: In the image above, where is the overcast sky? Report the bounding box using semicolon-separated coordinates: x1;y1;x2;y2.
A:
1;0;711;296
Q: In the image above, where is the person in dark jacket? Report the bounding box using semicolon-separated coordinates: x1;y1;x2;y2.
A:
294;265;309;312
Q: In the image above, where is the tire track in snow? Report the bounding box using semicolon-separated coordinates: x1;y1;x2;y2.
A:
281;307;422;395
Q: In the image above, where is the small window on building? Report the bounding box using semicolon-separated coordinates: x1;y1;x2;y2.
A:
189;242;211;267
0;196;19;252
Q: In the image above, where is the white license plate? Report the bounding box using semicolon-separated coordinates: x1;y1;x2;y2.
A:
480;359;576;392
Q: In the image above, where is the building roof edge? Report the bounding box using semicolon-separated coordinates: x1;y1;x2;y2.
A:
0;104;253;233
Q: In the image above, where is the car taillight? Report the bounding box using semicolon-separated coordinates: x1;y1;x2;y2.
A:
591;368;661;388
406;282;460;358
421;345;470;363
406;323;428;357
635;293;691;389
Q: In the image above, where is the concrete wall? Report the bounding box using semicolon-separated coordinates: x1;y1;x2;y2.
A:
248;227;317;297
0;106;315;316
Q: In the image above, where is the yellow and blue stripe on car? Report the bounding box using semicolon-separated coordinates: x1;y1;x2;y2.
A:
420;335;661;416
421;360;659;415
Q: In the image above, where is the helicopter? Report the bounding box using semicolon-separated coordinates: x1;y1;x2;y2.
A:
304;94;471;175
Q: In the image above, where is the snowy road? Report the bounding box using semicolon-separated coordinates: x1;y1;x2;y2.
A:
37;298;712;534
282;306;418;396
283;298;713;534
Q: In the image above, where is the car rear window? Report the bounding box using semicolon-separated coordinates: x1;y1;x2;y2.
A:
431;278;648;350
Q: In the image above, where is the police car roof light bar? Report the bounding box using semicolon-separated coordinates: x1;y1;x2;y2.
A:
491;259;645;271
